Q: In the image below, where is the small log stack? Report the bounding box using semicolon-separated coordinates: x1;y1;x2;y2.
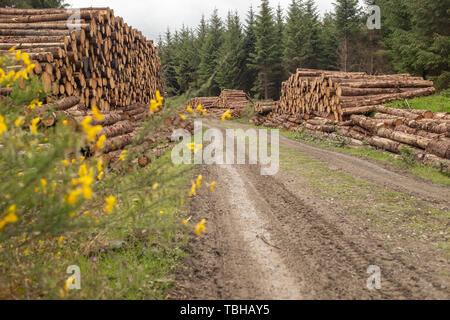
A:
216;89;249;109
254;101;278;114
186;97;218;109
0;7;164;110
277;69;435;122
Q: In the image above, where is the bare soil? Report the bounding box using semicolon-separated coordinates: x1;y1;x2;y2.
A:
170;120;449;300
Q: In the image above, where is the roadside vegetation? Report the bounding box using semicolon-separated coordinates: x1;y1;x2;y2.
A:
0;53;210;299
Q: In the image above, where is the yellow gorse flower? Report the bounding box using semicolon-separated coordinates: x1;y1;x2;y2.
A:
119;150;127;161
194;219;206;236
14;116;24;128
0;205;18;231
221;110;232;122
210;181;216;193
196;175;203;188
0;115;7;135
92;106;104;121
188;184;196;197
81;116;102;142
186;105;194;113
105;196;117;213
30;117;40;134
180;114;186;120
96;134;106;150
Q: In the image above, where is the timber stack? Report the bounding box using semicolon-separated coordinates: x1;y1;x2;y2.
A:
277;68;435;122
252;69;449;169
0;7;164;110
186;97;218;109
216;89;249;109
31;95;193;167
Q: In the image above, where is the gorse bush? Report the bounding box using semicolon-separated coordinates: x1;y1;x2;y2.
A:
0;50;212;299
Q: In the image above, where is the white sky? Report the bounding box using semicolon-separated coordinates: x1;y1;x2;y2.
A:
67;0;347;41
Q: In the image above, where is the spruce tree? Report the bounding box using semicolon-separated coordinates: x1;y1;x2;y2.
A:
318;13;339;70
333;0;361;71
216;11;244;90
251;0;279;99
283;0;303;74
199;9;224;96
240;6;258;96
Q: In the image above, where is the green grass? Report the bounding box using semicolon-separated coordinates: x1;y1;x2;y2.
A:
281;129;450;186
280;147;450;256
63;151;194;300
387;94;450;113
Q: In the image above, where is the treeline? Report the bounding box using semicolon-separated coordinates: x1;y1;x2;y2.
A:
0;0;67;8
158;0;449;100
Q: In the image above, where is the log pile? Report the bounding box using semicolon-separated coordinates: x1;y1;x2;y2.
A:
32;95;193;167
254;101;278;114
186;97;218;109
0;7;164;110
277;69;435;122
253;106;450;168
216;89;249;109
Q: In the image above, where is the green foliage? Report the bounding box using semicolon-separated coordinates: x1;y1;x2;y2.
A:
250;0;280;99
386;94;450;113
0;0;67;8
216;11;245;91
198;9;224;96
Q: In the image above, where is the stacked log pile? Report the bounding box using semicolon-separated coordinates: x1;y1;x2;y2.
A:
252;69;448;167
32;95;193;166
216;89;249;109
254;106;450;168
186;97;218;109
277;69;435;122
188;90;249;119
0;7;164;110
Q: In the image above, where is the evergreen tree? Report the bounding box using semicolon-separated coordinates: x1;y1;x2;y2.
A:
272;4;285;97
216;11;244;90
239;6;258;96
198;9;224;96
251;0;279;99
159;29;180;96
333;0;362;71
299;0;321;69
283;0;304;74
375;0;449;88
174;26;198;93
317;13;339;70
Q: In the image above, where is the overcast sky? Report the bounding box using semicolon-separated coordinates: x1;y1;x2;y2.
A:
67;0;351;42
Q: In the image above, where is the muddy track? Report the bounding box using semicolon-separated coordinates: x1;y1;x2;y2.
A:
171;121;449;300
220;120;450;204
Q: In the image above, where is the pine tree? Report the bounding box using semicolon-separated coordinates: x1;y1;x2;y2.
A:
283;0;303;74
375;0;449;88
333;0;362;71
199;9;224;96
272;4;285;97
299;0;321;69
251;0;279;99
174;26;198;93
317;13;339;70
159;29;180;96
216;11;244;90
239;6;258;96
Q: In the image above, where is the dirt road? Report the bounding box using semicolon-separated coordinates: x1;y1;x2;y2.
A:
172;120;449;300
